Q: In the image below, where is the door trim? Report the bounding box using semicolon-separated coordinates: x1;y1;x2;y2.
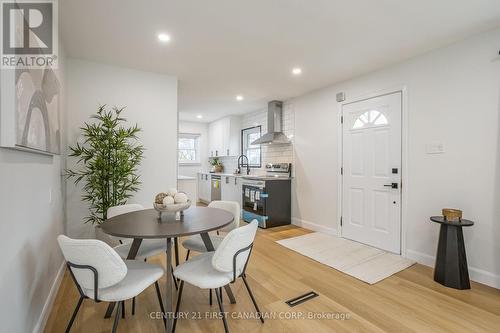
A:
337;86;408;256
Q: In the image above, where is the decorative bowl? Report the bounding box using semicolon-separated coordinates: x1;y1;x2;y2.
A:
442;208;462;222
154;200;192;219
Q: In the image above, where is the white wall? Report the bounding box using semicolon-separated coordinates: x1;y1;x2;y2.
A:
291;28;500;288
0;51;67;332
66;59;178;237
178;121;209;177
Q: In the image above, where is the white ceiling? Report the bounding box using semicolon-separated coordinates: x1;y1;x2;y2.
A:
60;0;500;123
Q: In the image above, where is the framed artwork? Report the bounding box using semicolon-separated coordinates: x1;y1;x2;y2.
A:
0;67;61;155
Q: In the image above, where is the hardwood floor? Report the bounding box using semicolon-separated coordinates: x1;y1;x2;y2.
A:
45;225;500;332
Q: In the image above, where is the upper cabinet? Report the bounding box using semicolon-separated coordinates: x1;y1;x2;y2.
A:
208;116;241;157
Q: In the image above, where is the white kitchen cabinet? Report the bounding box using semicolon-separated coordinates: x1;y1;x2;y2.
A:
208;116;241;158
221;175;242;207
178;177;197;203
197;173;211;203
208;121;223;158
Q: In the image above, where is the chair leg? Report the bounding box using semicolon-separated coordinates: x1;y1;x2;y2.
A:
185;249;190;261
209;289;212;306
65;296;84;333
215;287;230;333
112;301;122;333
172;280;184;333
132;297;136;315
174;237;180;267
242;274;264;323
171;265;178;290
154;281;166;328
121;301;125;319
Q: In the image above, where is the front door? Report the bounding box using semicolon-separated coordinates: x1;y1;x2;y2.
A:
342;92;402;253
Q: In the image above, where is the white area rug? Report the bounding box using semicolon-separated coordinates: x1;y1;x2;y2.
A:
277;232;415;284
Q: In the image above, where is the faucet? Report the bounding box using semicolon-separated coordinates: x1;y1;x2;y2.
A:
237;155;250;175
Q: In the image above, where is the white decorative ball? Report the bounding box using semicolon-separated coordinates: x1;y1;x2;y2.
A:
166;188;178;197
174;192;188;204
162;195;175;206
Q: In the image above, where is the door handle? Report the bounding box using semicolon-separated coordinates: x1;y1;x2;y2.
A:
384;183;398;189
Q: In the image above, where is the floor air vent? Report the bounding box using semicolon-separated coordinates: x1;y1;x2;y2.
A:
285;291;319;307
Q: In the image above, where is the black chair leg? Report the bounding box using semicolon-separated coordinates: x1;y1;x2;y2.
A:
65;296;84;333
242;274;264;323
185;249;190;261
112;301;122;333
121;301;125;318
172;280;185;333
154;281;166;328
209;289;212;306
174;237;180;267
215;287;230;333
132;297;136;315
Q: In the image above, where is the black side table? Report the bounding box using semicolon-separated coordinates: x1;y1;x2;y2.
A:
430;216;474;290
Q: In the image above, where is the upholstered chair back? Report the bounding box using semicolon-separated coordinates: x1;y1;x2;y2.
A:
57;235;127;290
208;201;240;232
107;203;144;219
211;220;258;274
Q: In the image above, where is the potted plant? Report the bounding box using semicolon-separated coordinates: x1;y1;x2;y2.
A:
66;105;144;240
209;157;224;173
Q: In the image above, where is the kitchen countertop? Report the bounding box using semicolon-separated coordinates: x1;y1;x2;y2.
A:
197;171;292;180
178;175;197;180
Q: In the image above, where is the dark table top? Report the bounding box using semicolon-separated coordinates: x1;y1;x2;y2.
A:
100;206;234;239
430;216;474;227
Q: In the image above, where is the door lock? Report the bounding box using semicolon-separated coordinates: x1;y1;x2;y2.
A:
384;183;398;189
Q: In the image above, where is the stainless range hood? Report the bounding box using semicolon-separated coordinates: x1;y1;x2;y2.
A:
251;100;290;145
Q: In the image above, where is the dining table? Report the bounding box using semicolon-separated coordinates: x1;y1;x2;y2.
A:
100;206;235;333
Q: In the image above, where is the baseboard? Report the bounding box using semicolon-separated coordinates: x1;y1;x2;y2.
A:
33;261;66;333
292;217;338;236
406;249;500;289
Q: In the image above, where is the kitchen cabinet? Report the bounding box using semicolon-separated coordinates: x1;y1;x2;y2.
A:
221;175;242;207
208;116;241;157
197;173;211;203
178;176;197;203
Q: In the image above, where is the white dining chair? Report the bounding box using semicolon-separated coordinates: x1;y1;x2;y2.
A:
182;201;240;260
173;220;263;333
108;204;168;260
107;204;144;245
57;235;165;333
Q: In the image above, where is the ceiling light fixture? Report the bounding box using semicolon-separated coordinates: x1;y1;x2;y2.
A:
158;33;171;42
292;67;302;75
196;114;203;119
236;95;244;101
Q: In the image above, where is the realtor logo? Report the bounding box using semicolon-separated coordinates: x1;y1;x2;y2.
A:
1;0;58;68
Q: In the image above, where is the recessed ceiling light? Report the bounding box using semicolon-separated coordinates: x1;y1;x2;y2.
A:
158;33;171;42
292;67;302;75
196;114;203;119
236;95;244;101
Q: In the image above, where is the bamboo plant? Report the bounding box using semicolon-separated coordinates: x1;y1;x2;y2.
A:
66;105;144;224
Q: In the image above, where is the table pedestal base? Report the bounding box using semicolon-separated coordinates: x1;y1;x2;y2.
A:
434;224;470;290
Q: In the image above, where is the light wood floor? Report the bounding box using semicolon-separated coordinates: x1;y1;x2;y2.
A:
45;225;500;332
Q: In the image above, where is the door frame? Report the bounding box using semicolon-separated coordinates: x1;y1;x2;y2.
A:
337;86;408;256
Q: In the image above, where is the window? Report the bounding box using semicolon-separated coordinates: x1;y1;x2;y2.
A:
178;133;200;164
241;126;261;167
352;110;388;129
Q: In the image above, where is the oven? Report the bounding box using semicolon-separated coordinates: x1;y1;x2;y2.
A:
241;174;291;229
242;180;267;227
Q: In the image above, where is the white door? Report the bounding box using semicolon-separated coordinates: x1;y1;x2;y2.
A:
342;92;402;253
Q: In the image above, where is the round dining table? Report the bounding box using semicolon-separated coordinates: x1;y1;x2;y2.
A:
100;206;235;333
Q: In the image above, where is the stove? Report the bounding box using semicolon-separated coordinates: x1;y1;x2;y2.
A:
241;163;291;228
